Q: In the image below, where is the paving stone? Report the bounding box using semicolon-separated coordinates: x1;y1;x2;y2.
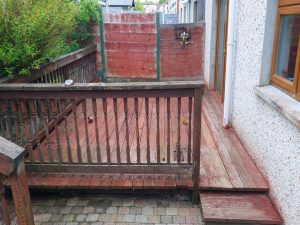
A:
142;206;153;216
50;214;64;222
189;208;201;215
61;207;72;214
66;222;79;225
157;200;169;207
135;215;147;223
75;214;87;222
180;202;192;208
36;207;51;214
36;214;52;222
83;207;95;214
77;200;89;207
160;215;172;224
86;214;99;222
91;222;103;225
172;216;185;224
145;200;157;207
185;215;200;224
40;222;52;225
129;207;142;215
123;215;135;223
71;207;84;214
134;199;146;207
98;214;111;222
55;199;68;206
67;198;79;207
166;208;177;216
94;207;105;213
103;223;115;225
148;215;160;223
62;214;75;222
118;207;130;214
111;199;123;207
177;208;190;216
53;222;66;225
106;207;118;214
49;207;64;214
122;200;134;207
169;202;181;208
154;208;166;216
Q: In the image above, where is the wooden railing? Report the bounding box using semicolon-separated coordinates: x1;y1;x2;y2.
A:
0;136;35;225
5;45;98;84
0;81;204;201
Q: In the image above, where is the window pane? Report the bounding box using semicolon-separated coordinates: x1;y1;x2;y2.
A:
275;15;300;82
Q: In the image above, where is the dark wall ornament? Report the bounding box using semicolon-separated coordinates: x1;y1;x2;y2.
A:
174;26;192;47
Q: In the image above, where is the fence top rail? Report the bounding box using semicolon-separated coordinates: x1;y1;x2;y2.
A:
0;136;25;176
0;80;204;92
6;45;97;84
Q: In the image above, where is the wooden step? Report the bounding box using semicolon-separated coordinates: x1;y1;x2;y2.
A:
200;192;282;224
4;173;195;190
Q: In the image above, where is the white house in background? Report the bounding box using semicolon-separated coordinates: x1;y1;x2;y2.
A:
204;1;300;225
179;0;205;23
101;0;135;12
159;0;178;14
144;2;159;13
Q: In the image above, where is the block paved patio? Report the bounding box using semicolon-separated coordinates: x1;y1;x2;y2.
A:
0;191;207;225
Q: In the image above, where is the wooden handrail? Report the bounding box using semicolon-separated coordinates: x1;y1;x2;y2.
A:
0;137;34;225
5;45;97;84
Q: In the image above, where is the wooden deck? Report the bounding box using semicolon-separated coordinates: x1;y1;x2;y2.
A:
19;89;268;192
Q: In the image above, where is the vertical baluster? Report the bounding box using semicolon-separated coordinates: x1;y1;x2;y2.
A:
61;99;72;163
177;97;181;164
145;97;150;164
82;99;92;164
51;100;63;163
123;98;130;164
113;98;121;164
188;97;192;164
11;100;21;145
41;99;53;162
29;100;44;163
20;99;34;162
16;100;26;146
156;97;160;164
0;100;11;141
134;98;141;164
72;99;82;163
102;99;111;164
0;180;10;225
192;89;203;203
92;99;101;163
167;98;171;164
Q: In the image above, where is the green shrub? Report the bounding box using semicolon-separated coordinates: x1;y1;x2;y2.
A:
0;0;100;78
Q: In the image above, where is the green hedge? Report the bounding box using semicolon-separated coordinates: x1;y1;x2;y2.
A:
0;0;100;78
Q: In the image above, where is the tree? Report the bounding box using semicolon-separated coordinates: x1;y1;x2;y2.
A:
134;0;144;11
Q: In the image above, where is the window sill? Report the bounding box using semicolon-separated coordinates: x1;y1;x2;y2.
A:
254;85;300;128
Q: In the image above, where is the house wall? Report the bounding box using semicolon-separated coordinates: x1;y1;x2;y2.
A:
204;0;300;224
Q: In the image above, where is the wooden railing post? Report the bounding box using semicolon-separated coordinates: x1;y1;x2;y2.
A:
0;136;35;225
0;176;10;225
192;88;203;203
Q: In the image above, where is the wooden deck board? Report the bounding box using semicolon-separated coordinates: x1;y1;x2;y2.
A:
200;192;282;224
24;89;268;192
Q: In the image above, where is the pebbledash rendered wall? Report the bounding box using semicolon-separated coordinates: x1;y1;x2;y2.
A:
204;1;300;224
101;13;204;80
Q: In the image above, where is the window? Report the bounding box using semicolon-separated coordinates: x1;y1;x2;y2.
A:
271;2;300;100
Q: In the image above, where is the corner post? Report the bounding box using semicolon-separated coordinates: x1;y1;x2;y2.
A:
0;176;10;225
9;160;34;225
192;88;203;203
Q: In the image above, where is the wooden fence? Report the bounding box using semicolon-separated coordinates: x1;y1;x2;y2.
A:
0;81;204;200
5;45;98;84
